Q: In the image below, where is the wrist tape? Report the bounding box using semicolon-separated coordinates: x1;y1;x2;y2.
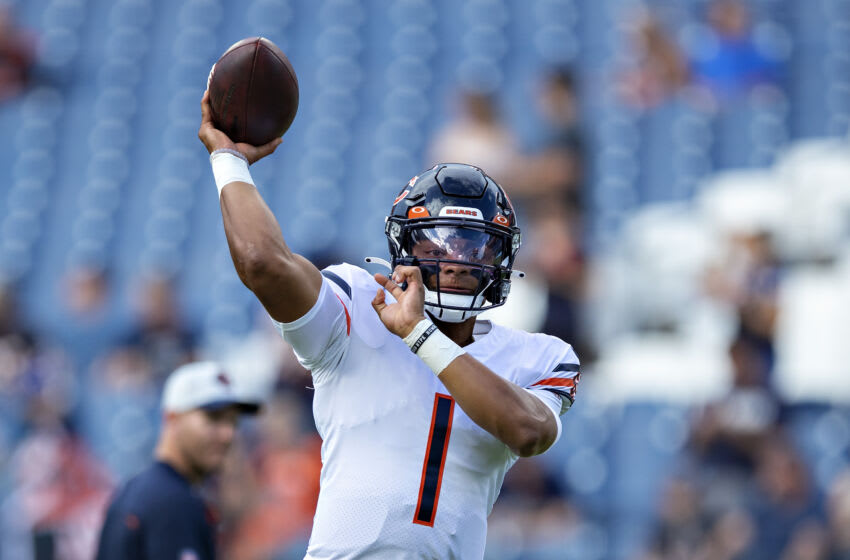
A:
210;149;254;196
403;318;466;377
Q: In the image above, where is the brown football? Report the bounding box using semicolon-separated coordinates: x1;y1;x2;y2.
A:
207;37;299;145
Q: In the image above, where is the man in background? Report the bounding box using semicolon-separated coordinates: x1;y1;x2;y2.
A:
95;361;261;560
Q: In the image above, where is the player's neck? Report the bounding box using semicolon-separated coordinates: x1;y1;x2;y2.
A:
430;314;477;347
155;438;204;485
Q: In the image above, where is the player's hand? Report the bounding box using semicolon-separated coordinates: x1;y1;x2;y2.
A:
372;265;428;338
198;90;281;165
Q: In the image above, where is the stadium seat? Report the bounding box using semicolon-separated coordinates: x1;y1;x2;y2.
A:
696;169;788;237
593;332;731;404
774;265;850;403
178;0;223;29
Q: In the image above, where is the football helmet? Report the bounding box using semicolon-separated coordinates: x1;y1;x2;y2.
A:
382;163;522;323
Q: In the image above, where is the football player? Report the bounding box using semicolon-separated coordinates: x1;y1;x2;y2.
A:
198;90;580;559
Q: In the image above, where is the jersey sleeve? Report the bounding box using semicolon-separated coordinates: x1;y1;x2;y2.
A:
525;339;581;416
271;269;351;377
524;387;564;446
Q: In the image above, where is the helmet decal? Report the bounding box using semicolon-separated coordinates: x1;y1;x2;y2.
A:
393;189;410;205
493;214;510;226
439;206;483;219
407;206;430;218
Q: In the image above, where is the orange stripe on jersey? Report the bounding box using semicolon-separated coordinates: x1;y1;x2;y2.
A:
533;378;576;388
335;294;350;336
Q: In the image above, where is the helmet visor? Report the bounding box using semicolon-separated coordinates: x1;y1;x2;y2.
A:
406;226;508;266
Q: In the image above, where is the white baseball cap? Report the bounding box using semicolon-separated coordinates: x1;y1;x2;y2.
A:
161;361;261;414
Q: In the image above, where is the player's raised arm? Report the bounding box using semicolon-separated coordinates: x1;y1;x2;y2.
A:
198;90;322;323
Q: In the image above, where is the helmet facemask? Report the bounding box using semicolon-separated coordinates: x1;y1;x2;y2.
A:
387;218;519;323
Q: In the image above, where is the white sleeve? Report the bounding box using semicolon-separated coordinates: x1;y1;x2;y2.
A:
271;279;350;377
524;387;564;447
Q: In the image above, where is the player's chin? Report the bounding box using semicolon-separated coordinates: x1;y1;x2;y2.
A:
204;449;231;473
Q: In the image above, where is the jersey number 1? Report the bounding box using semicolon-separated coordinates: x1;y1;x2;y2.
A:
413;393;455;527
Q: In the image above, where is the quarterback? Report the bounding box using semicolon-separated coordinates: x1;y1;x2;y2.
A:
198;91;580;559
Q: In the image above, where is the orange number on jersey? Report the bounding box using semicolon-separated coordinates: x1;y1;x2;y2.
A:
413;393;455;526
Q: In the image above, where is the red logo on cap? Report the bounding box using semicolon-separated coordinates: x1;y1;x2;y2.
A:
217;373;231;386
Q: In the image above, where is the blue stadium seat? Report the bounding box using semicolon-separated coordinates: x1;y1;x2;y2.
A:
178;0;223;29
108;0;152;28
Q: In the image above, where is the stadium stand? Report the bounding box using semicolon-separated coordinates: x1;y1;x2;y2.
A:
0;0;848;559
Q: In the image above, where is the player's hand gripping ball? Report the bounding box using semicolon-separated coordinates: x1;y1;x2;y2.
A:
207;37;299;146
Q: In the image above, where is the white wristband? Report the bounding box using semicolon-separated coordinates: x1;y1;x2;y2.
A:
403;319;466;377
210;149;254;196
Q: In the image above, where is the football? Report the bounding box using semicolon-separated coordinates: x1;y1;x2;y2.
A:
207;37;299;145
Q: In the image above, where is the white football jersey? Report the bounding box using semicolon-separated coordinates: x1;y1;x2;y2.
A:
273;263;579;560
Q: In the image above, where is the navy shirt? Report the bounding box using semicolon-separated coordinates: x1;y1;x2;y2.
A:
95;461;216;560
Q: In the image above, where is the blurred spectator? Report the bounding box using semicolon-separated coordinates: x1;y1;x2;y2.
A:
826;469;850;559
427;88;521;186
122;271;199;379
698;508;757;560
643;481;758;560
512;67;585;217
0;4;36;102
688;0;784;101
643;477;712;559
704;230;781;379
618;9;689;109
526;205;594;361
0;282;77;444
0;280;35;350
749;435;825;560
50;265;125;373
487;456;577;558
780;520;831;560
689;337;779;478
1;413;112;560
64;265;109;322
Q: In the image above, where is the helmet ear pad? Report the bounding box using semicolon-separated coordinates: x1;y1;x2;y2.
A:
484;268;511;304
